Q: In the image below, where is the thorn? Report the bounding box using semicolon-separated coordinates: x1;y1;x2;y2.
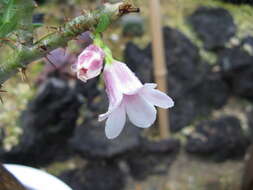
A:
45;55;57;69
0;96;3;104
49;26;58;31
64;16;71;22
81;9;88;15
19;68;31;87
46;26;50;33
0;85;6;104
0;38;16;46
74;23;83;31
39;45;48;52
47;26;64;34
59;26;64;33
0;85;6;92
0;89;7;93
46;26;57;34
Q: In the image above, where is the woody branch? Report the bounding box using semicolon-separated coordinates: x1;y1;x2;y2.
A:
0;2;139;85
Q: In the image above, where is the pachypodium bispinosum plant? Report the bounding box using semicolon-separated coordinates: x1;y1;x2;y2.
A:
0;0;173;139
72;33;174;139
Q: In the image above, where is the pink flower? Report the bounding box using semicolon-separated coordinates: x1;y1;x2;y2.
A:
99;61;174;139
72;44;105;82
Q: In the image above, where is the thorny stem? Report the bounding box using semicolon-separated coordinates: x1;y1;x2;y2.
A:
17;0;35;45
0;2;139;85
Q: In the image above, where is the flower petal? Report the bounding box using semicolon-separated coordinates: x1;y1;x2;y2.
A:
125;94;157;128
111;62;143;95
99;112;110;122
105;104;126;139
103;66;123;109
144;83;157;89
141;86;174;109
86;44;105;57
99;69;123;122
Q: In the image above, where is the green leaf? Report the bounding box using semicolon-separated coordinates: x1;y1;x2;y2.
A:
0;0;18;37
95;14;110;33
0;0;34;38
33;23;44;29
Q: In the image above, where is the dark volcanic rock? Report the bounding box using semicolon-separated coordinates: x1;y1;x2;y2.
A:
188;7;236;50
157;27;207;99
0;128;4;154
170;72;230;131
241;36;253;49
3;78;81;166
144;27;208;131
74;78;100;110
218;0;253;5
69;107;180;180
59;162;125;190
146;27;226;102
133;26;206;98
32;13;44;24
125;138;180;180
160;27;220;131
70;117;142;160
149;27;228;131
249;111;253;127
125;27;230;131
189;72;230;115
124;42;153;83
75;78;99;100
247;109;253;140
186;116;249;161
170;98;197;131
218;46;253;100
0;129;4;145
34;0;47;4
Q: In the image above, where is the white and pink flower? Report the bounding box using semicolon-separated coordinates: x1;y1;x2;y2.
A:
72;44;105;82
99;61;174;139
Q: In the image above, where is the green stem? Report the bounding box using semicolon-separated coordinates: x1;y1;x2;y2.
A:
93;33;114;64
0;2;124;85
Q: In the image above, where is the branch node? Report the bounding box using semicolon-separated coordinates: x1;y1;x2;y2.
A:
119;3;140;16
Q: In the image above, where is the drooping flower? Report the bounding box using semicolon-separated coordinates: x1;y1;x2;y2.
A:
99;61;174;139
72;44;105;82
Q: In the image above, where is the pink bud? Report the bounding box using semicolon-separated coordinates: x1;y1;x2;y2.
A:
72;45;105;82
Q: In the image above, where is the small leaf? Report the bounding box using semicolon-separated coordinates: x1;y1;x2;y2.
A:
95;14;110;33
32;23;43;28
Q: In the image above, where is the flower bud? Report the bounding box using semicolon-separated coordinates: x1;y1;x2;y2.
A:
72;45;105;82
